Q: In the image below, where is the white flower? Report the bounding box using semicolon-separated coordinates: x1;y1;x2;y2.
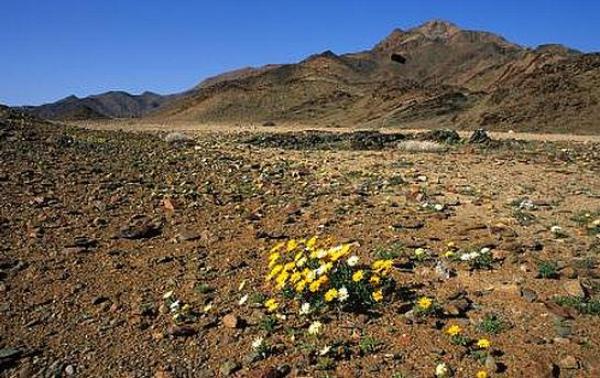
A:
162;290;174;300
252;337;264;350
275;314;287;321
306;270;317;282
299;302;311;315
238;280;247;291
316;263;329;276
435;362;449;377
480;247;491;254
316;249;328;259
238;294;248;306
551;225;562;233
414;248;426;258
169;300;181;312
319;345;331;356
308;321;323;335
434;204;444;211
347;255;359;267
203;304;213;313
338;287;349;302
460;252;480;261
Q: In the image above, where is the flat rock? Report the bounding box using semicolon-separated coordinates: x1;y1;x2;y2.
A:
562;280;585;298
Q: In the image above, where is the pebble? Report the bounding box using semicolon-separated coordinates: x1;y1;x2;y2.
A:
562;280;585;298
559;355;579;369
222;314;241;329
64;365;75;375
219;360;241;376
484;356;498;372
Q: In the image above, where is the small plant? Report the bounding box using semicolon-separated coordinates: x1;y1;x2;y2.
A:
477;313;506;334
251;337;271;360
470;338;492;362
537;260;559;279
359;335;381;355
259;315;278;333
413;296;438;316
194;282;213;294
512;209;536;226
446;324;469;346
316;357;336;370
554;296;600;315
460;248;493;270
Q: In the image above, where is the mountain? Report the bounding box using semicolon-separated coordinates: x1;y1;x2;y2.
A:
151;20;599;134
23;91;175;120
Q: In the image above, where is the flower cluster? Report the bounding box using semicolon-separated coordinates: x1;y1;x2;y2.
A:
264;237;395;312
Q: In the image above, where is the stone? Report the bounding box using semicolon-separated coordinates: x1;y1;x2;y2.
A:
64;365;75;376
485;356;498;373
118;215;162;239
520;288;538;303
444;298;470;316
561;267;578;279
562;280;585;298
250;365;291;378
219;360;241;376
469;129;492;144
167;325;197;337
558;355;579;369
222;314;241;329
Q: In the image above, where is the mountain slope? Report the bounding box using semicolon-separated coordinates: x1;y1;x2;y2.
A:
149;20;599;133
23;91;174;120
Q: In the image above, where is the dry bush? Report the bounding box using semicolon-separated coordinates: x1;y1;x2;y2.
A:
397;140;447;153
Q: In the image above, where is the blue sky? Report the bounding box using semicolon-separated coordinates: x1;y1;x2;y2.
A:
2;0;599;106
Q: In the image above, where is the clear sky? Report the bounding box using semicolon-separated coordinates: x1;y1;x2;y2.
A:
2;0;599;106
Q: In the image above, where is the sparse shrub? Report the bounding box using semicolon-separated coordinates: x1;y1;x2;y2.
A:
477;313;506;334
359;335;381;355
554;296;600;315
397;140;447;153
537;260;559;279
164;132;193;143
259;315;278;333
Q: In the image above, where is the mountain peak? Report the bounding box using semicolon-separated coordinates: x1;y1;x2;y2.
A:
412;20;460;39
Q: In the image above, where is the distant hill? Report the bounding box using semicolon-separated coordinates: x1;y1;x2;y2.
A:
22;91;176;120
21;20;600;133
151;20;599;134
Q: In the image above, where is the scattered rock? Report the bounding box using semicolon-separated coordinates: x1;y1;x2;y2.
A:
558;355;579;369
468;129;492;144
219;360;241;376
117;215;162;239
520;288;538;303
562;280;585;298
485;356;498;373
222;314;242;329
167;325;197;337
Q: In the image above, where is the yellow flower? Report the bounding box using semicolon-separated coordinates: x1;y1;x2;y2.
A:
270;242;285;253
302;268;316;283
352;270;364;282
324;288;338;302
283;262;296;271
309;280;322;292
266;264;283;281
275;271;289;289
372;289;383;302
264;298;278;312
306;236;317;251
476;370;488;378
296;256;307;267
294;251;304;262
444;251;455;258
372;259;393;275
290;272;302;283
447;241;455;248
477;338;491;349
370;275;381;285
416;296;432;310
287;239;298;252
446;324;461;336
295;279;307;292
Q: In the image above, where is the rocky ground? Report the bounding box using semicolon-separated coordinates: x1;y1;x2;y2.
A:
1;112;600;377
